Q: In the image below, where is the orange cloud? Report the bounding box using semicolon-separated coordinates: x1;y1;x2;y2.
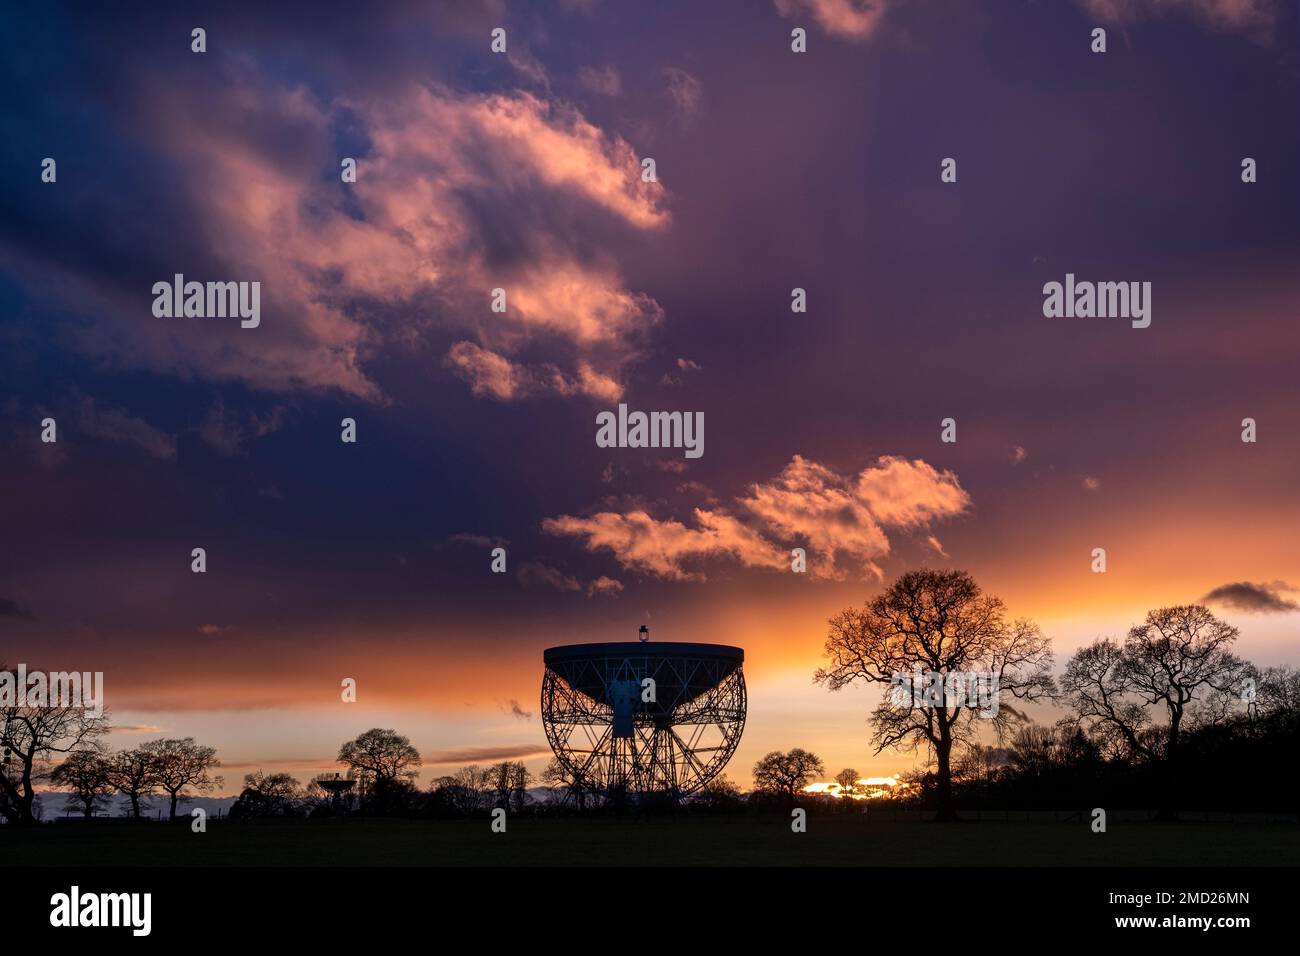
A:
543;508;787;582
444;342;528;401
545;454;970;581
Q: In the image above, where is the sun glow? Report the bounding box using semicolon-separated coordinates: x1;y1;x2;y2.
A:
802;775;911;800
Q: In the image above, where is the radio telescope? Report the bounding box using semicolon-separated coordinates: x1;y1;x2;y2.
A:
541;632;746;799
311;771;356;811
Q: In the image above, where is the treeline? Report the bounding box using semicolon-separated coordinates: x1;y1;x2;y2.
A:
816;572;1300;821
935;683;1300;814
2;737;220;824
231;738;831;820
231;728;714;819
8;579;1300;824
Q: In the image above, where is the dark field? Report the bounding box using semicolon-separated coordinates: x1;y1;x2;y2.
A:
4;817;1298;866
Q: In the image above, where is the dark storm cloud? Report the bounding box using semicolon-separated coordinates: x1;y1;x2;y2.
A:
1202;582;1300;614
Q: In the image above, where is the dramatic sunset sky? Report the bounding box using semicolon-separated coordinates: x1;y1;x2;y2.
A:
2;0;1298;793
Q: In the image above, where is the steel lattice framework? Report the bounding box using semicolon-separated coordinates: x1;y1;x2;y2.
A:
541;642;746;798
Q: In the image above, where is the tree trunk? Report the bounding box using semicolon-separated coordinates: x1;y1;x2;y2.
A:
1153;715;1181;822
0;775;20;825
933;726;959;822
19;761;38;824
169;792;179;820
129;794;141;819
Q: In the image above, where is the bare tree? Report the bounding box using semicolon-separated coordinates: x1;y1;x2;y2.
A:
0;664;110;825
1061;605;1254;820
1009;724;1061;778
106;747;159;819
140;737;222;820
539;758;598;811
431;764;494;815
692;774;744;811
487;760;532;813
50;749;113;819
835;767;860;799
235;770;302;817
752;749;825;802
337;728;421;798
952;743;1007;794
1008;721;1101;779
816;569;1054;821
1257;665;1300;719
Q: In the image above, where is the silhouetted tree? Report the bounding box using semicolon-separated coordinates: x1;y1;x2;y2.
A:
952;744;1008;796
1061;605;1253;820
816;569;1054;821
539;758;598;812
338;728;421;802
141;737;222;820
232;770;302;818
692;775;744;812
1258;666;1300;720
1009;724;1061;778
0;664;110;825
430;764;494;816
752;749;825;803
835;768;860;800
106;747;160;819
487;760;531;813
50;749;113;819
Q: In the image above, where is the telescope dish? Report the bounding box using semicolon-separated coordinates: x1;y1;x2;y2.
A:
541;639;746;799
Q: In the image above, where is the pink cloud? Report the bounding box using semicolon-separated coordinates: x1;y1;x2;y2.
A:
374;88;665;230
543;508;787;582
445;342;528;401
774;0;892;41
75;395;177;461
586;576;624;597
663;67;703;115
850;456;972;529
578;64;624;98
444;342;625;403
1079;0;1280;38
545;454;970;582
48;73;668;404
925;535;950;559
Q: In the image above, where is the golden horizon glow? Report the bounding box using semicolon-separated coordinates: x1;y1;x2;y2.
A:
802;775;913;800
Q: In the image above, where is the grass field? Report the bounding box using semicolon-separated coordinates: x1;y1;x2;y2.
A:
4;816;1298;866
